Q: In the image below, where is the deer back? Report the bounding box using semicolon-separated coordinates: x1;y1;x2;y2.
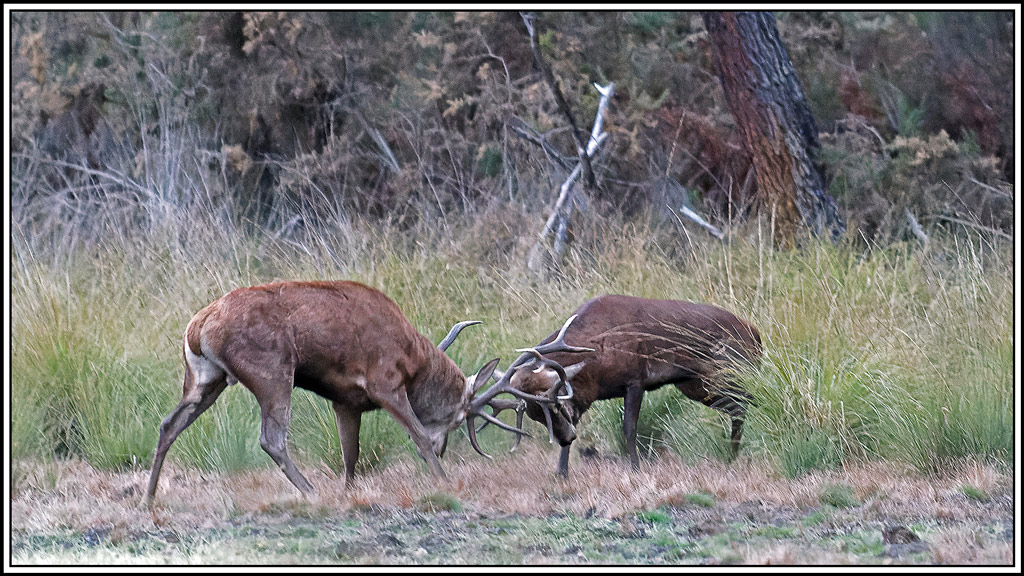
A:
186;281;466;418
529;295;762;406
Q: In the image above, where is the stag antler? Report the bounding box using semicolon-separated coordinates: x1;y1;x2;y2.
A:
514;348;575;401
474;349;578;452
465;314;593;457
437;320;482;352
481;398;527;451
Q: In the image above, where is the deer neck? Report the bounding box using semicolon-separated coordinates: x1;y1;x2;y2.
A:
407;346;466;426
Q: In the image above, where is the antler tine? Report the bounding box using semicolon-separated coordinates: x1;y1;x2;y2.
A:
477;377;570;408
470;349;541;413
472;410;531;437
466;354;541;457
512;348;574;401
513;347;546;368
558;380;574;401
471;361;562;446
508;400;526;452
437;320;482;352
533;314;595;355
473;398;527;451
542;355;574;401
466;414;492;459
466;401;531;459
533;401;558;444
474;398;522;431
481;315;591;387
471;314;593;416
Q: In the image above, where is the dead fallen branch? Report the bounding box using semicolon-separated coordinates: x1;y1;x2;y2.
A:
526;82;615;273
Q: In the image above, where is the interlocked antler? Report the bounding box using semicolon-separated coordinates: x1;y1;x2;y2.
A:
482;398;527;452
465;314;593;457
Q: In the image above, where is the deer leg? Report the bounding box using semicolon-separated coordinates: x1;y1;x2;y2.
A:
556;444;571;478
703;390;746;460
332;401;362;487
725;393;747;459
729;414;744;458
143;376;227;507
368;388;446;478
256;394;315;497
674;379;747;459
623;385;645;470
229;352;316;497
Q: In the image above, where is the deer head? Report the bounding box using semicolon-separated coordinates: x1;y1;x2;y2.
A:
465;314;593;457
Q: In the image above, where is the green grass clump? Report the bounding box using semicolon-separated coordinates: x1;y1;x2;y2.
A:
636;506;672;525
819;484;861;509
683;492;716;508
416;491;463;513
776;426;845;479
959;484;990;503
801;508;833;527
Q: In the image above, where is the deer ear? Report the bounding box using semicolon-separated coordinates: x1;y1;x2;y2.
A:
473;358;501;389
563;361;586;380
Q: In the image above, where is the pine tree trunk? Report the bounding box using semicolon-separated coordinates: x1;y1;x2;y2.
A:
702;11;844;246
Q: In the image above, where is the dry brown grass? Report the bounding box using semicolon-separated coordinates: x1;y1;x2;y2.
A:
11;446;1013;536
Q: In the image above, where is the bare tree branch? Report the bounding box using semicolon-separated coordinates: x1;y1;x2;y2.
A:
521;11;595;189
527;82;614;273
904;208;929;247
680;205;725;240
922;213;1013;241
509;117;575;169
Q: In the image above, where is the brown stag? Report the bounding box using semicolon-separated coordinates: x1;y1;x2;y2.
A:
142;280;575;507
491;295;763;477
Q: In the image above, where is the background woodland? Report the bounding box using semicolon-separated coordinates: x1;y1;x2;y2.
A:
11;11;1015;251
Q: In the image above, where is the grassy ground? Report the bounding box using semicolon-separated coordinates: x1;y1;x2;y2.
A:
9;448;1014;566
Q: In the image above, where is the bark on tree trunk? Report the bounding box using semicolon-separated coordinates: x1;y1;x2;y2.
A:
702;11;844;247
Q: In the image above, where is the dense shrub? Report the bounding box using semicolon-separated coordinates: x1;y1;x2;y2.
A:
11;11;1013;244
